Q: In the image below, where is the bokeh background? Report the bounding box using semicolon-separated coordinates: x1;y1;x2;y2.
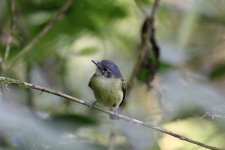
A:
0;0;225;149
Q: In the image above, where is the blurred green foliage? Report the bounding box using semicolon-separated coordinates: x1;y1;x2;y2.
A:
1;0;127;63
0;0;225;149
210;62;225;80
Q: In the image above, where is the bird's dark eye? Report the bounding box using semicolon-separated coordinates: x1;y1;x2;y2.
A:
103;68;108;72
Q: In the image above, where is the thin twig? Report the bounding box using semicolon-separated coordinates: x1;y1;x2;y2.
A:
126;0;160;97
150;0;160;18
4;0;15;62
6;0;74;69
0;76;222;150
10;0;29;44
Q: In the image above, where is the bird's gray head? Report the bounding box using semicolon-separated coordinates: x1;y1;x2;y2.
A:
92;60;122;78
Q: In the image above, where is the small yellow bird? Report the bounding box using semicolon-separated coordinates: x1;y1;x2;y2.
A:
89;60;126;119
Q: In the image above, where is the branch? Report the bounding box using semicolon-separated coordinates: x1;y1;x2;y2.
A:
0;76;222;150
6;0;74;69
4;0;15;62
126;0;160;97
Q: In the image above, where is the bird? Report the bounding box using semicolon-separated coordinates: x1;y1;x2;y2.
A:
88;60;126;120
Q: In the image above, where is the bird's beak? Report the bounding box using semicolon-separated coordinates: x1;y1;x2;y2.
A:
91;60;101;68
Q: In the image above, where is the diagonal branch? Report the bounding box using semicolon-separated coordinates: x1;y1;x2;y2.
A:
0;76;222;150
6;0;74;69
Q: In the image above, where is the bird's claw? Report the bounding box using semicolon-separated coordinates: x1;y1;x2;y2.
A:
110;108;120;120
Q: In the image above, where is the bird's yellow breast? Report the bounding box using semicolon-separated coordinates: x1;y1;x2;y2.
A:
90;75;123;107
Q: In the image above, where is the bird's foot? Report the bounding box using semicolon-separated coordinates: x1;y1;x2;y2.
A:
110;107;120;120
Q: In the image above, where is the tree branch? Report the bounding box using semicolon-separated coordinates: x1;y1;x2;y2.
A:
6;0;74;69
4;0;15;62
126;0;160;97
0;76;222;150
